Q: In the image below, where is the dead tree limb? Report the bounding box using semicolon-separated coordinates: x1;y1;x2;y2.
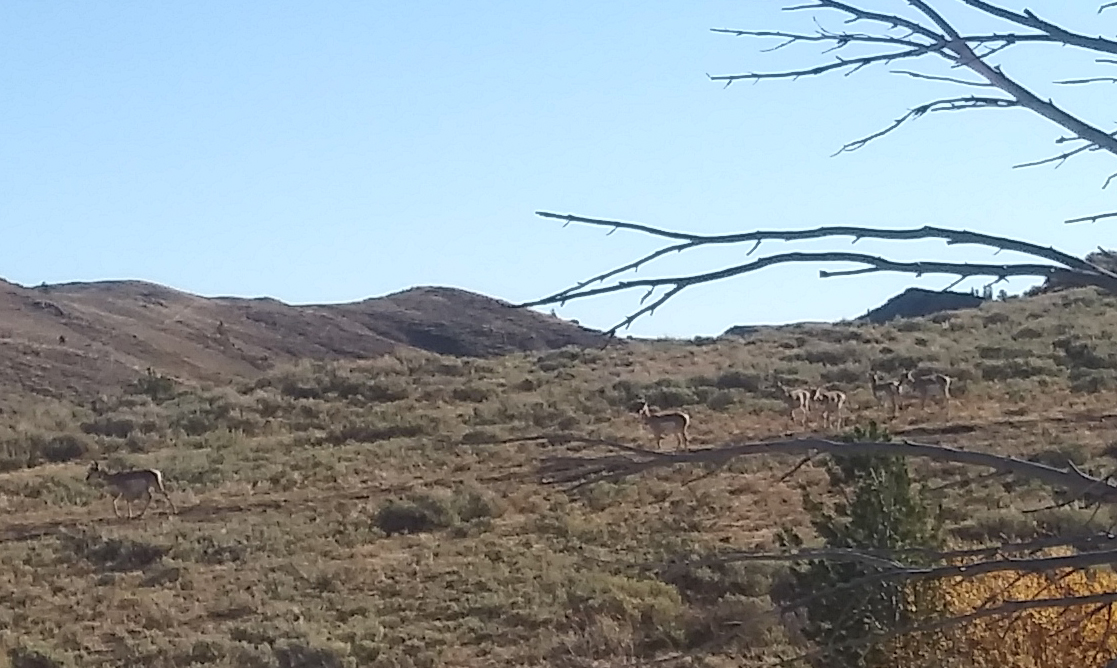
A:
518;213;1117;334
709;2;1117;160
521;4;1117;331
536;435;1117;501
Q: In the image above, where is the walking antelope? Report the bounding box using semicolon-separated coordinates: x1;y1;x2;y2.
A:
86;461;177;519
813;387;847;430
902;370;953;410
636;400;691;450
776;382;813;428
869;371;902;415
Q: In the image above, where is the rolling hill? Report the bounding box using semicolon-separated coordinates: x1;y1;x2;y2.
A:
0;278;606;399
0;286;1116;665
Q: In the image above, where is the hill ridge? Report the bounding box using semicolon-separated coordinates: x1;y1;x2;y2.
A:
0;278;607;398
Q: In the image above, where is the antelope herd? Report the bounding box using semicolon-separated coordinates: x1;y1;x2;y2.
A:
636;368;955;450
75;366;955;516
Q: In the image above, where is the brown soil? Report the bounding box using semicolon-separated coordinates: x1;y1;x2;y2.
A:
0;278;606;399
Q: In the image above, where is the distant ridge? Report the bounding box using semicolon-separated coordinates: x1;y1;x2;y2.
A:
858;287;985;324
0;279;607;398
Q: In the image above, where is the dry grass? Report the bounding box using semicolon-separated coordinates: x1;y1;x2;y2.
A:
0;288;1116;666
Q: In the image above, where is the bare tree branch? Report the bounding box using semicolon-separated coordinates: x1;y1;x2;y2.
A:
891;69;992;86
956;0;1117;55
712;2;1117;159
536;435;1117;501
530;213;1115;276
1067;212;1117;224
693;532;1117;571
1014;141;1101;169
836;96;1017;154
521;212;1117;332
710;27;925;50
523;250;1077;335
785;0;943;42
708;43;946;85
1056;77;1117;85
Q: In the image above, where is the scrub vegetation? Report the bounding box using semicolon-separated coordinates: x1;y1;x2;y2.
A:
1;287;1117;666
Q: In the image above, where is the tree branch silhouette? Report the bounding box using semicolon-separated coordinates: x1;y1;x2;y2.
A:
522;2;1117;334
518;213;1117;335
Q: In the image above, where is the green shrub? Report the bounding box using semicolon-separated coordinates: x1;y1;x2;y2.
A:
713;370;762;391
8;644;70;668
1013;326;1044;339
873;353;924;374
80;415;137;438
459;429;500;445
273;640;348;668
375;487;501;536
375;494;457;536
643;386;699;409
820;365;864;385
787;344;862;366
1053;337;1117;370
451;384;493;403
0;432;92;469
705;390;736;411
977;358;1058;381
1069;368;1117;394
126;368;178;402
774;423;943;668
322;414;437;445
61;530;168;572
976;345;1035;360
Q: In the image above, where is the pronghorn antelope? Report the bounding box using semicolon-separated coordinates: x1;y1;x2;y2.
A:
776;382;813;428
86;461;177;519
869;371;902;415
813;387;847;430
636;400;691;450
902;369;953;410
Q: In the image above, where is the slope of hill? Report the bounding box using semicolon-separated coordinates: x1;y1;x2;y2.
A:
1;287;1116;666
0;279;606;398
859;287;985;323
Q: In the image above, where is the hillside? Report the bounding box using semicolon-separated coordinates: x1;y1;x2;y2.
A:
0;279;606;399
859;286;985;323
1;287;1116;665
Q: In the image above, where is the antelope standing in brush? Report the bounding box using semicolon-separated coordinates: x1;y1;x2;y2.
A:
636;400;691;450
869;371;902;416
813;387;847;430
902;370;953;410
776;382;813;428
86;461;177;519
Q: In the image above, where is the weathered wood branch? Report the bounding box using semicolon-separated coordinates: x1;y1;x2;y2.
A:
712;2;1117;160
835;96;1018;154
536;436;1117;502
520;250;1087;335
957;0;1117;55
531;212;1112;275
520;213;1117;333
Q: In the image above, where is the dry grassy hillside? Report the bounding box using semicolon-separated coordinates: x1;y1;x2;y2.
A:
0;288;1116;667
0;279;605;400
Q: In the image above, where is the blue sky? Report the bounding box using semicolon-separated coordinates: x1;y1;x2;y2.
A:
1;2;1111;338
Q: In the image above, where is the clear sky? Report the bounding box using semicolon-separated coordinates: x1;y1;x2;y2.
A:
2;2;1112;338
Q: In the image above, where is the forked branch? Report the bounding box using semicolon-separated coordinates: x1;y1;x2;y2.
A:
519;213;1117;335
535;435;1117;502
710;1;1117;160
